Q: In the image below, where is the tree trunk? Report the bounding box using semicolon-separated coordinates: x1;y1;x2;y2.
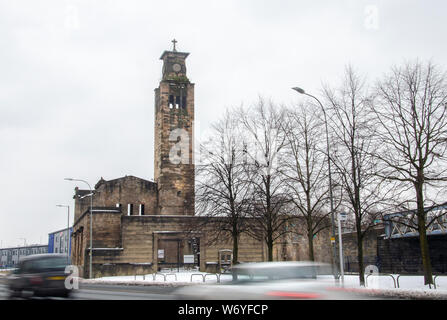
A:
307;221;315;261
415;181;433;286
418;222;433;286
308;235;315;261
232;232;239;281
232;232;239;265
357;231;365;286
267;233;274;261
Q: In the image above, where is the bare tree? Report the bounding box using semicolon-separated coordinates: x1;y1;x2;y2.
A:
372;60;447;285
281;104;332;261
324;65;396;286
195;109;252;264
239;98;291;261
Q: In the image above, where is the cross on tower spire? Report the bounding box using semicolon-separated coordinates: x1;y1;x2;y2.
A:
171;39;178;52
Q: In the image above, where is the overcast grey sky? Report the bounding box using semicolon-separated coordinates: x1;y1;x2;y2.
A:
1;0;446;247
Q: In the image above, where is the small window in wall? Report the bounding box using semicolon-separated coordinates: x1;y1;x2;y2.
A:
182;96;187;109
175;96;180;109
128;204;134;216
139;204;145;216
169;95;174;109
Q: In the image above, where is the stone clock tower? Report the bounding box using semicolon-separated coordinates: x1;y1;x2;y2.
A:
154;40;195;216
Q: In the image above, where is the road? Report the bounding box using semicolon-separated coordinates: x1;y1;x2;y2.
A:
0;278;180;300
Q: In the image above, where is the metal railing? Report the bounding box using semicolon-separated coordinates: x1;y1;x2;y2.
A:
365;273;397;288
151;272;178;281
131;272;223;283
122;270;447;289
166;273;178;281
364;273;446;289
434;275;441;289
190;273;222;283
190;273;205;282
204;273;221;283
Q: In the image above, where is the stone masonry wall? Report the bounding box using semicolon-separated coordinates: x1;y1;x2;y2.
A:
272;222;332;264
73;176;158;222
75;214;333;278
71;211;122;278
154;80;195;216
341;228;384;273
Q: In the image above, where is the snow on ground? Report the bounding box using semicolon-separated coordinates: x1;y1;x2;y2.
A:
81;269;235;286
82;269;447;298
343;274;447;290
86;268;447;289
341;275;447;299
0;269;13;276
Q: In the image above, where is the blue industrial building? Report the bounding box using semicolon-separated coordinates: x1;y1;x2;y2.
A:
48;227;72;255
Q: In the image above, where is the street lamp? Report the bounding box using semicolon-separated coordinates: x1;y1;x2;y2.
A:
338;212;347;286
56;204;70;263
292;87;339;279
64;178;93;279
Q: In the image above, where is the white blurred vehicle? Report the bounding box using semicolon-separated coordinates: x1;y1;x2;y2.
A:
174;261;372;300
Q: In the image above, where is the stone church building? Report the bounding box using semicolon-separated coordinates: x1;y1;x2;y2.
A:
70;43;332;278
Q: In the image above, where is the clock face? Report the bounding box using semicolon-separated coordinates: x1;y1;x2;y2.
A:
172;63;182;72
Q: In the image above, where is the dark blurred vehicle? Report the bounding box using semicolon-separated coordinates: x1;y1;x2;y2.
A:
175;261;372;300
7;254;71;298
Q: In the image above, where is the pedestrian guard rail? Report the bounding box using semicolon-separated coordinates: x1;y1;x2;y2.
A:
190;273;221;283
365;273;446;289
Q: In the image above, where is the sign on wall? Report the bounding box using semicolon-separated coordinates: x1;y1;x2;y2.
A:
158;249;164;259
183;255;194;264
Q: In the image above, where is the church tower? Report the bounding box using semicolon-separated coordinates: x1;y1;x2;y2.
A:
154;40;195;216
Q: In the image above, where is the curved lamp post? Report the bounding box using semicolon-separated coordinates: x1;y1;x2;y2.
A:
65;178;93;279
292;87;339;279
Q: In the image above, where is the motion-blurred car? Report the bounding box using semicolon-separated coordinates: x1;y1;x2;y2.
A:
7;254;72;298
174;261;371;300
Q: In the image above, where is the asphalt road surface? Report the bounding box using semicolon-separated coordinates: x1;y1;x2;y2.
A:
0;279;180;300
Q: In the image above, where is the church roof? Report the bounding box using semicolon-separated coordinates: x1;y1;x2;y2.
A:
160;39;189;59
99;175;156;185
94;175;157;191
74;175;157;194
